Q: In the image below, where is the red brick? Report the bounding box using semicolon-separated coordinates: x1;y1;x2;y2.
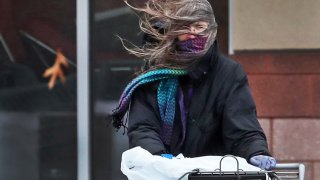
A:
232;51;320;74
314;163;320;180
258;119;271;151
313;76;320;117
248;75;319;117
302;162;313;180
272;119;320;161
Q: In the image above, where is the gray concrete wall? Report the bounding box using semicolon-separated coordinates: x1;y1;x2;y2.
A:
233;0;320;50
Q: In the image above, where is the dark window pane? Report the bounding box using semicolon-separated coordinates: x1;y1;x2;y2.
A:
0;0;77;179
92;1;143;180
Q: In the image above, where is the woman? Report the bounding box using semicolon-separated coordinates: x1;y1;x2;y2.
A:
110;0;276;170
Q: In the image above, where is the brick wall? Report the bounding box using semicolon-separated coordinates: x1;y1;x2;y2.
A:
232;51;320;179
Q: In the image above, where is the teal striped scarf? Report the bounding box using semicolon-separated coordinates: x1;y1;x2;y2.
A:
110;68;188;145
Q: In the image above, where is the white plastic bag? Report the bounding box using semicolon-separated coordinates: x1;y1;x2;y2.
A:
121;146;262;180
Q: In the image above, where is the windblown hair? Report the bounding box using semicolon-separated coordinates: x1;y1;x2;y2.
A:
121;0;218;71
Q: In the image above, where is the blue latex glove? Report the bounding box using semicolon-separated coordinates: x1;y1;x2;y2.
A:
249;155;276;170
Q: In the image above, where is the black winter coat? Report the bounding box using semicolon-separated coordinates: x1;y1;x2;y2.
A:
127;42;270;161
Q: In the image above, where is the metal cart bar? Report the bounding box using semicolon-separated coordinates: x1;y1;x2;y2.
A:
273;163;305;180
187;155;305;180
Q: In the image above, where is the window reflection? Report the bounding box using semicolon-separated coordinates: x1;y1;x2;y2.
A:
92;0;144;180
0;0;77;179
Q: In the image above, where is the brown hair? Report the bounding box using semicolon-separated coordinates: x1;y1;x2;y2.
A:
120;0;218;72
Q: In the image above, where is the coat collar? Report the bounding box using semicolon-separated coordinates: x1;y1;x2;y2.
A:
188;40;218;80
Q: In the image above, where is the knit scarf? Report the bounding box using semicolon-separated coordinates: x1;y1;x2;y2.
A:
110;68;188;145
176;36;208;54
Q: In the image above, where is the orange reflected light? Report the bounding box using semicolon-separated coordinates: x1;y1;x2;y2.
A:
43;49;69;90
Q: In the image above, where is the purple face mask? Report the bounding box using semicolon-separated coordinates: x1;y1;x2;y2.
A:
175;36;208;54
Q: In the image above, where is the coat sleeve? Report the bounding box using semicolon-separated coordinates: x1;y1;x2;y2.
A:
222;64;271;161
127;85;167;155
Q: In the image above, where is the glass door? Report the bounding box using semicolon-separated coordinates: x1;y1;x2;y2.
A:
90;0;144;180
0;0;77;179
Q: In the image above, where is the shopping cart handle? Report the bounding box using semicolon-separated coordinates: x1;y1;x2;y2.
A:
274;163;305;180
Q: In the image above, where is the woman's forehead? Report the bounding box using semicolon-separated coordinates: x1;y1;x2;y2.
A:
191;21;209;25
181;21;209;28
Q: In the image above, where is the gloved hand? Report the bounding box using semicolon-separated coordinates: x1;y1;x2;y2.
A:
249;155;276;170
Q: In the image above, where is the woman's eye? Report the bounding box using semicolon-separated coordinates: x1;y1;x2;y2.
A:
196;26;207;31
